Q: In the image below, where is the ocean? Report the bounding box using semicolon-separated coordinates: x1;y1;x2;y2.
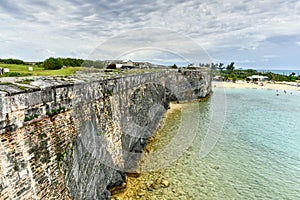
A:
114;88;300;199
256;69;300;76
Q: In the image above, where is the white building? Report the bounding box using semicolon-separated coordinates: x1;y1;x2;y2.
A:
116;64;122;68
247;75;269;81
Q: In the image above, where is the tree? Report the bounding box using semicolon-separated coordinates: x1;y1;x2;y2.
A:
232;76;237;83
226;62;235;71
290;72;296;76
217;63;225;71
171;64;178;69
43;57;63;70
0;58;26;65
210;63;217;70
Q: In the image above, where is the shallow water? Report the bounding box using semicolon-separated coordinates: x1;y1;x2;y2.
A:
114;88;300;200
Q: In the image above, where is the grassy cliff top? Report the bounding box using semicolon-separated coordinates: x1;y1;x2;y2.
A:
0;63;173;78
0;63;86;77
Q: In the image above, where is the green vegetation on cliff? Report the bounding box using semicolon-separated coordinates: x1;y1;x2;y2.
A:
41;57;84;69
0;58;27;65
0;63;85;77
0;57;108;77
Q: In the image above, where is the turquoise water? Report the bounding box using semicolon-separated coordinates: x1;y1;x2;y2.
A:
115;88;300;199
206;88;300;199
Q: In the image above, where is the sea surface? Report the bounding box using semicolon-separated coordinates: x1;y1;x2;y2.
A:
257;69;300;76
115;88;300;200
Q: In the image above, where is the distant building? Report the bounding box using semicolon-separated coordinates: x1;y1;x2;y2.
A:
107;63;116;69
116;64;122;69
247;75;269;81
121;60;135;69
105;60;135;69
122;60;134;67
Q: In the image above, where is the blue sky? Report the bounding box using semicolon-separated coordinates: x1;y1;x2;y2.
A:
0;0;300;69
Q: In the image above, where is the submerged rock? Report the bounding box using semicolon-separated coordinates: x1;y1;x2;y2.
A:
161;180;170;188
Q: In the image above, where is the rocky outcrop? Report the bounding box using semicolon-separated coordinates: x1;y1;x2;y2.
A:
0;69;211;199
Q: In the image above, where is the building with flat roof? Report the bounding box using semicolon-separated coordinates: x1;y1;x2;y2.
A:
247;75;269;81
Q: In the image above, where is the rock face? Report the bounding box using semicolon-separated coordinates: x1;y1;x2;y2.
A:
0;69;211;199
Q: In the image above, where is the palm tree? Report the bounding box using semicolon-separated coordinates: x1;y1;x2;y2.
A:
217;63;225;72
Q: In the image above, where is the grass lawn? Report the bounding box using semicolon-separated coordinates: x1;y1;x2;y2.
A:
0;64;86;77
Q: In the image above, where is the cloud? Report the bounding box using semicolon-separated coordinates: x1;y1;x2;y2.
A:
0;0;299;68
87;28;212;66
263;55;278;59
119;49;189;66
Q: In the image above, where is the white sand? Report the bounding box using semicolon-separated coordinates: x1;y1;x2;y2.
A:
214;81;300;92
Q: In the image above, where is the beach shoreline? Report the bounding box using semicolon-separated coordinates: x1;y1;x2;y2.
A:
214;81;300;92
111;102;182;199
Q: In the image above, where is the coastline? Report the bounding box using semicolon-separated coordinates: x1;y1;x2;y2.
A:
112;102;182;199
167;102;182;113
214;81;300;92
111;89;300;200
142;102;182;157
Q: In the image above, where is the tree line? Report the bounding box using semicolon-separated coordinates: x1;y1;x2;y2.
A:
40;57;84;69
0;58;27;65
40;57;107;69
209;62;300;82
1;57;106;70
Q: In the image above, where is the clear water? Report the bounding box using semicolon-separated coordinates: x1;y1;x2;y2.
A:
114;88;300;200
256;69;300;76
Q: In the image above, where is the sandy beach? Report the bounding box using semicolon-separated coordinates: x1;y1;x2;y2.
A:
214;81;300;92
167;102;182;112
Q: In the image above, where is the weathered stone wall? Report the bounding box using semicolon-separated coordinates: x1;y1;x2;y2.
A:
0;69;211;199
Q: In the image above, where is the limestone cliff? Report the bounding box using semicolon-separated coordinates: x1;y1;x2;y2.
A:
0;69;211;199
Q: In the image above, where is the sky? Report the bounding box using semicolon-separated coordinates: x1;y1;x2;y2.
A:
0;0;300;69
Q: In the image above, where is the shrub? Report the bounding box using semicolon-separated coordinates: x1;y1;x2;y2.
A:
43;57;63;70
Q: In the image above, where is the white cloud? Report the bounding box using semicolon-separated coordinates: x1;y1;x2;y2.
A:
263;55;278;59
0;0;299;68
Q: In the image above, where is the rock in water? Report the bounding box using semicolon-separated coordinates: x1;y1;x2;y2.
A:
161;180;170;187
